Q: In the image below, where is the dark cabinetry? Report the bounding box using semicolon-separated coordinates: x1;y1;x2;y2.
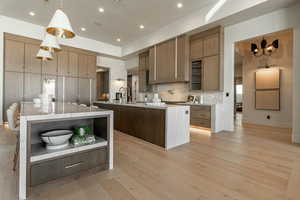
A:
190;105;211;128
95;103;166;148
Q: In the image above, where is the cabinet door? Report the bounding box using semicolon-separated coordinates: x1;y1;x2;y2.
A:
138;69;146;93
24;73;42;101
87;55;96;79
68;51;79;77
78;54;88;78
149;47;155;84
78;78;91;104
203;34;219;57
5;39;25;72
156;39;176;82
57;50;69;76
177;35;189;82
203;55;219;91
139;54;146;70
42;54;58;75
4;72;24;121
25;43;41;73
65;77;79;103
190;38;203;60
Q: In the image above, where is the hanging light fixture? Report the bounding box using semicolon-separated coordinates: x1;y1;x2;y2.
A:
40;33;61;52
36;49;53;61
251;38;279;57
46;0;75;39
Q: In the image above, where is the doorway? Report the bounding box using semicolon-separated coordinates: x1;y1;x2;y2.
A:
96;67;110;101
233;29;293;134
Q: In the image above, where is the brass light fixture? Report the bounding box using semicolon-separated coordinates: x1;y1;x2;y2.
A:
251;38;279;57
36;49;53;61
40;33;61;52
46;0;75;39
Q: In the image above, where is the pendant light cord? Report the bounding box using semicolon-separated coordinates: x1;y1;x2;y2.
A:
60;0;63;9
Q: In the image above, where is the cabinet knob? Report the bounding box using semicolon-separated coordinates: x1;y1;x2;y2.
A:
185;110;189;114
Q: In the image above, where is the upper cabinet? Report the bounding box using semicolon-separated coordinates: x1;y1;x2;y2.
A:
42;54;58;75
190;26;223;91
87;55;97;79
190;38;203;60
138;52;150;92
25;43;41;73
57;50;69;76
148;35;189;84
68;51;79;77
78;54;89;78
5;39;25;72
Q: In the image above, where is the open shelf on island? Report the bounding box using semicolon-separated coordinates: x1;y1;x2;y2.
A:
30;137;107;163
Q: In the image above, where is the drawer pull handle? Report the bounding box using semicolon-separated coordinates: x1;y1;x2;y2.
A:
65;162;83;169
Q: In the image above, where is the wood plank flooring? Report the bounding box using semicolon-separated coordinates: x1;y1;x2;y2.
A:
1;123;300;200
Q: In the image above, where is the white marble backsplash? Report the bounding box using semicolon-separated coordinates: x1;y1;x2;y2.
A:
139;83;223;104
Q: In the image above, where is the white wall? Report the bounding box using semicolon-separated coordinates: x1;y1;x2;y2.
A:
223;3;300;142
125;56;139;70
97;56;126;101
0;15;122;123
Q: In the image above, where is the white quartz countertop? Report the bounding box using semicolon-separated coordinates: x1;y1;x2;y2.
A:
93;101;188;110
177;102;217;106
20;102;112;121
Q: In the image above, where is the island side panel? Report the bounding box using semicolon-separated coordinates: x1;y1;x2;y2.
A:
19;117;28;200
165;106;190;150
109;112;113;169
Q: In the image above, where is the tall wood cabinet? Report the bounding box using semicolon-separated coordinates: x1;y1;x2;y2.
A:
190;27;223;91
138;52;150;92
148;35;189;84
3;33;98;120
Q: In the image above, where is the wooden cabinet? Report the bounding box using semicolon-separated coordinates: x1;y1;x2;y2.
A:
65;77;79;103
94;103;166;148
190;105;211;128
138;52;150;92
190;38;203;60
31;148;107;186
87;55;96;79
42;54;58;75
78;54;88;78
176;35;189;82
4;72;24;121
24;73;42;101
67;51;78;77
25;43;41;73
203;55;219;91
78;78;91;104
57;50;69;76
5;39;25;72
203;34;219;57
190;27;223;91
148;35;189;84
156;39;176;83
149;47;156;83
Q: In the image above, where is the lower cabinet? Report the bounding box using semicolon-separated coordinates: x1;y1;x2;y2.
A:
190;105;211;128
95;104;166;147
31;148;107;186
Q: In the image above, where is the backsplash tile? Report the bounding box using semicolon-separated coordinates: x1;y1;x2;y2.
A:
138;83;223;104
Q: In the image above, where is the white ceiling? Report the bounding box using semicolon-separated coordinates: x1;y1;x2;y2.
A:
0;0;219;46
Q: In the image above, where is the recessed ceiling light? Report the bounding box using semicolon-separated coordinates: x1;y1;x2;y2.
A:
177;3;183;8
81;27;86;31
116;38;121;42
98;7;104;13
139;25;145;29
29;11;35;16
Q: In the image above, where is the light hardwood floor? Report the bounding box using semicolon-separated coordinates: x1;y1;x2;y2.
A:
1;123;300;200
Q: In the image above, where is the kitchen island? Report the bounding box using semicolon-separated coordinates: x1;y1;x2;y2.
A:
94;101;190;150
19;102;113;200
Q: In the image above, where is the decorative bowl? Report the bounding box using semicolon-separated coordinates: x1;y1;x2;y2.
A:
41;130;73;150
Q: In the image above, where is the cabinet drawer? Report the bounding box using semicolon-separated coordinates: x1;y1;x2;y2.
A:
190;106;211;120
31;148;107;186
191;118;211;128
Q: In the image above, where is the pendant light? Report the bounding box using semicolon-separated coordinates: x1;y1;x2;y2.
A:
40;33;61;52
36;49;53;61
46;0;75;39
